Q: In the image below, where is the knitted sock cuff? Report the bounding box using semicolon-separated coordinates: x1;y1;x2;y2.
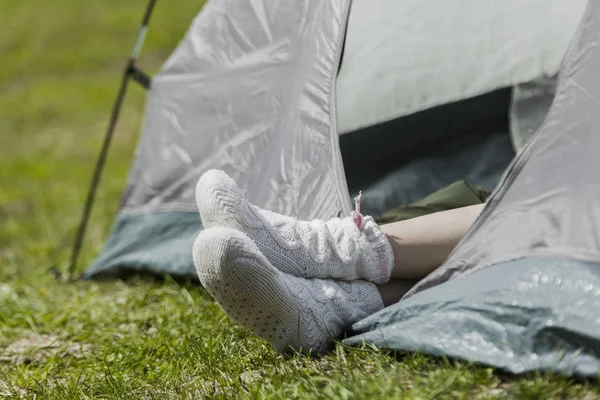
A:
360;216;394;285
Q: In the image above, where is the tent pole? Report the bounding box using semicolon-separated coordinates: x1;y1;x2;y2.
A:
68;0;158;281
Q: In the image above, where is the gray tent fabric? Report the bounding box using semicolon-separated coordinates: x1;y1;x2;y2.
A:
336;0;586;134
85;0;600;377
85;0;354;278
86;0;582;279
345;0;600;377
405;0;598;299
84;212;201;279
121;0;353;219
345;257;600;377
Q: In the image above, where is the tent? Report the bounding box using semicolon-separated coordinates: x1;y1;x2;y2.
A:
72;0;600;377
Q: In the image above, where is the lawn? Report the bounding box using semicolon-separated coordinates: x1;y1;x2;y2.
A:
1;0;600;398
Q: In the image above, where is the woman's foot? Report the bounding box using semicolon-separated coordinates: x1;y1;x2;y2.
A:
193;227;383;355
195;170;394;284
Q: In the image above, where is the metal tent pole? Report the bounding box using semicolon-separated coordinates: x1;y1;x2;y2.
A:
68;0;158;281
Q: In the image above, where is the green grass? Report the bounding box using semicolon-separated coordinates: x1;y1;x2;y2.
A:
1;0;600;398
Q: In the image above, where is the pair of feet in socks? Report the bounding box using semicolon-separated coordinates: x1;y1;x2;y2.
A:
193;170;395;355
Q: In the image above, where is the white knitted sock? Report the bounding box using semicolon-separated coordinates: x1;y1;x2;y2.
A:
193;227;384;355
195;170;394;284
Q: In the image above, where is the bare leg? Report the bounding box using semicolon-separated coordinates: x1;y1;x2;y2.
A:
376;204;485;305
377;279;418;306
383;203;484;279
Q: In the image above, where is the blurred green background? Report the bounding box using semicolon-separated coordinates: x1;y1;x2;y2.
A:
0;0;201;280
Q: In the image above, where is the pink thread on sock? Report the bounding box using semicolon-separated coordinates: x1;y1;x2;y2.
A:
351;191;363;229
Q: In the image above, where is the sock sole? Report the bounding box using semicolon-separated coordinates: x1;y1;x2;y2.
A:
193;227;335;355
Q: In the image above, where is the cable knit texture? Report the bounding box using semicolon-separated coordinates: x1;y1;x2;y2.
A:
195;170;394;284
193;227;383;355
